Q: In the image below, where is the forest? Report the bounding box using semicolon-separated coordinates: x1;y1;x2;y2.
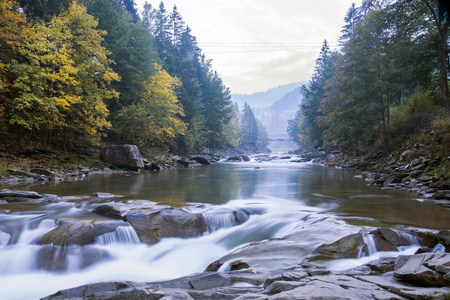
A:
0;0;267;154
289;0;449;159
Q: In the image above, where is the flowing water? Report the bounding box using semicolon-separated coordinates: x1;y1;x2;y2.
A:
0;157;449;299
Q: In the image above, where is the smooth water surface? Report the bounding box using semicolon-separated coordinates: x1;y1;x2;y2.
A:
0;158;449;299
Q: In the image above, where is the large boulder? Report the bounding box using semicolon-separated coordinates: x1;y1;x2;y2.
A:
190;156;212;165
206;239;310;271
394;253;450;287
126;208;207;244
308;233;365;261
100;145;144;170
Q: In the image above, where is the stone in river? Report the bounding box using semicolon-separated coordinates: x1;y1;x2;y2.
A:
308;233;365;261
190;156;212;165
99;145;144;170
37;220;118;246
0;189;42;199
126;208;207;244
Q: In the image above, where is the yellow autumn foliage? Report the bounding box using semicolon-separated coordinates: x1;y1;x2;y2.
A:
114;64;186;146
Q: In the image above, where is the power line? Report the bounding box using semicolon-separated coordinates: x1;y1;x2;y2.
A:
199;42;339;54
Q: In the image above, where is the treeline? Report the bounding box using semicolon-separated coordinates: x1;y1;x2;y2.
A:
0;0;260;153
288;0;450;154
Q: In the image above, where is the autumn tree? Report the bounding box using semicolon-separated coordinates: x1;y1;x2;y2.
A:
54;2;119;147
0;1;119;147
113;64;186;147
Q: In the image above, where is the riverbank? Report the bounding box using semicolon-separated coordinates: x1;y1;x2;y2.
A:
0;145;222;186
320;149;450;209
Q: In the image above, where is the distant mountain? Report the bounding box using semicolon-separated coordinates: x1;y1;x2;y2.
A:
255;86;303;135
231;82;305;108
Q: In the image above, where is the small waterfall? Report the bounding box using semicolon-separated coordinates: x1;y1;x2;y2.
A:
398;232;419;246
359;232;377;258
432;243;446;253
0;231;10;247
17;219;58;245
95;226;140;245
203;212;237;232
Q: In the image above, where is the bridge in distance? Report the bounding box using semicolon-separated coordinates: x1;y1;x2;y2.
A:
267;133;293;142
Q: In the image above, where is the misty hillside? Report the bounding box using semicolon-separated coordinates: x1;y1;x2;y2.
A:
231;82;304;108
255;86;304;134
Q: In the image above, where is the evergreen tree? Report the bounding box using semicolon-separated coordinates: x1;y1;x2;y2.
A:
241;103;258;151
121;0;139;22
296;40;336;149
340;3;361;44
86;0;157;114
17;0;71;22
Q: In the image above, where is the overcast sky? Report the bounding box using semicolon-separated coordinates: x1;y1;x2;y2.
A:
134;0;362;95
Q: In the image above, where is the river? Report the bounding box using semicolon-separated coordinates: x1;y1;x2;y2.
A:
0;157;449;299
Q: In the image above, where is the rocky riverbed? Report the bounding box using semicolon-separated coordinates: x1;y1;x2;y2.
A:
1;187;449;299
290;147;450;209
1;147;450;299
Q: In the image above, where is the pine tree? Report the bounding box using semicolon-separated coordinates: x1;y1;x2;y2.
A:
241;103;258;151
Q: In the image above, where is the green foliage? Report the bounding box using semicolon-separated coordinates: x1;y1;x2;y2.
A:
238;103;268;153
287;108;304;147
0;1;119;148
147;4;232;151
85;0;157;114
0;0;241;154
292;0;448;155
113;65;186;147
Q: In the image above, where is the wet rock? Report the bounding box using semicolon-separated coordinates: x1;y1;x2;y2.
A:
207;240;310;272
369;235;398;252
99;145;144;170
93;203;127;220
225;154;250;162
42;281;146;300
383;175;401;186
365;257;396;274
37;220;118;246
308;233;364;261
190;273;232;290
269;275;402;300
225;156;241;162
37;245;111;271
94;192;121;198
263;272;308;288
144;162;161;171
1;196;46;203
359;275;450;299
0;189;42;199
176;160;189;167
372;228;416;247
263;281;303;295
42;270;450;300
394;253;450;287
29;168;55;177
6;169;46;180
126;208;207;244
404;228;438;248
437;230;450;251
191;156;212;165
